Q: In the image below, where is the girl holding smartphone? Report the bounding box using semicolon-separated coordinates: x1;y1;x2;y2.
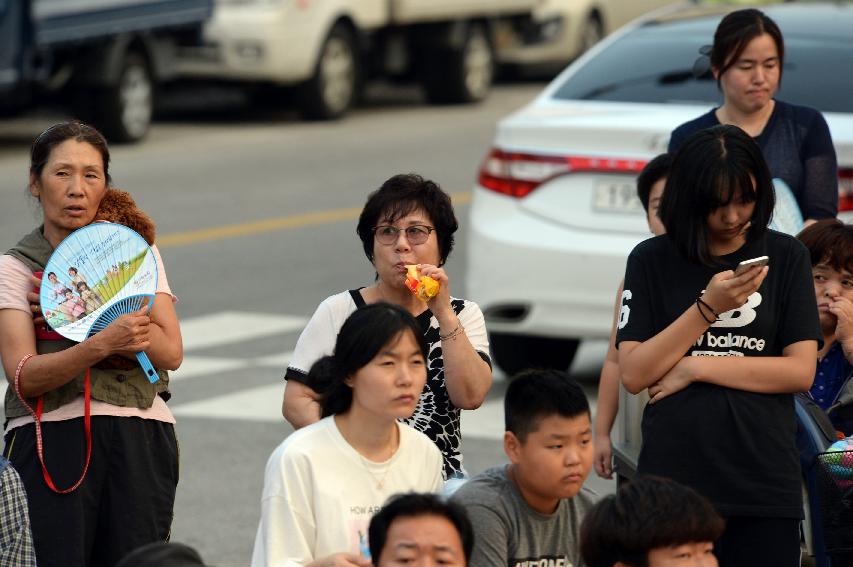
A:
617;125;821;566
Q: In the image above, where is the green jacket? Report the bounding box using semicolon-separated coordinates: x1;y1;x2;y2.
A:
4;227;169;419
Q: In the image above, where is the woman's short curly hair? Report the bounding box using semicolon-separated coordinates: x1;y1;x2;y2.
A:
356;174;458;266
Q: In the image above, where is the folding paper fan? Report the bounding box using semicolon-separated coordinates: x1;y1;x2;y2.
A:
40;223;159;383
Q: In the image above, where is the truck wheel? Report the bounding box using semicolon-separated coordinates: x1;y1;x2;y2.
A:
95;52;153;143
489;332;579;377
422;23;493;104
298;25;359;120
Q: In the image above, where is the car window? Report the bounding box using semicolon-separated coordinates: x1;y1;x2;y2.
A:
552;25;853;113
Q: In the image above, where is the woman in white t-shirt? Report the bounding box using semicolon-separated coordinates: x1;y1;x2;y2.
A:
253;303;444;567
282;174;492;480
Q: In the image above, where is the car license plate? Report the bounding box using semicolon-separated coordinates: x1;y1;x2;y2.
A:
592;180;644;214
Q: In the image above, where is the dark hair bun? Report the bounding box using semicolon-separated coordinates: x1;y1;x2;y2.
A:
306;355;339;396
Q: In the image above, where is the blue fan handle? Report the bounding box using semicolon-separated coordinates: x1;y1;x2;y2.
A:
136;352;159;383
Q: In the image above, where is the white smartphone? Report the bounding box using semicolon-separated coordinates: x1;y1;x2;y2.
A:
734;255;769;276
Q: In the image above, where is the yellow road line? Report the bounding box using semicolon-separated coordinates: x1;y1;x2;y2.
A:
158;191;472;248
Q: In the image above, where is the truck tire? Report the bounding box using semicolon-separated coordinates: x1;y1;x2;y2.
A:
94;52;153;143
489;332;579;377
422;23;493;104
298;24;359;120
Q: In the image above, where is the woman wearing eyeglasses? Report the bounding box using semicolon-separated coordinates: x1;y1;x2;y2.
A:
282;173;492;480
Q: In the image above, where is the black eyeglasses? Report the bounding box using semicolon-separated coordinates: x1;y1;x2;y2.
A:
373;225;435;245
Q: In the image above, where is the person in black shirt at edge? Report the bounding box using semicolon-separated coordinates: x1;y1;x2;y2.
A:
616;124;822;567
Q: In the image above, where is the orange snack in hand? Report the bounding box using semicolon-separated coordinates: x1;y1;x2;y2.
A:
405;265;439;302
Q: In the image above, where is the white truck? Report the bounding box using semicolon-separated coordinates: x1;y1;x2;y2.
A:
175;0;540;119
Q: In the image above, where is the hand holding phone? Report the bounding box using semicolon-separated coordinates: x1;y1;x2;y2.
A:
734;255;769;276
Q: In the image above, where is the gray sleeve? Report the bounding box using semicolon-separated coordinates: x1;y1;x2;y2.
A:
462;503;510;567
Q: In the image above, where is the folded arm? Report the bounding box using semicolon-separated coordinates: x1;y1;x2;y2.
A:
620;267;768;394
283;379;322;428
646;340;817;404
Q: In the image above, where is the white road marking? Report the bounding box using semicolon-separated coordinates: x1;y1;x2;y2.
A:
2;311;605;443
170;356;249;381
180;311;306;351
172;382;286;423
169;351;294;381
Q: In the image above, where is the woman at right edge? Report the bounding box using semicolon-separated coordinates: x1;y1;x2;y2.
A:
669;8;838;228
617;125;821;567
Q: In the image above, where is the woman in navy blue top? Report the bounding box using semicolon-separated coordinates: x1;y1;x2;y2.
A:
668;8;838;224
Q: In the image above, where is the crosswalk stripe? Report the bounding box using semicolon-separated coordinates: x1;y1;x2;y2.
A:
2;310;603;443
0;311;305;416
180;312;306;351
172;382;285;422
170;381;512;440
169;351;293;381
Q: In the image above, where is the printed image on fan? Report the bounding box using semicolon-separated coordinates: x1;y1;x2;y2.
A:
40;223;158;339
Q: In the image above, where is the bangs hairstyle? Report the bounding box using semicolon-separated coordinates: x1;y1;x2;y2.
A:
504;369;589;442
797;219;853;274
309;303;428;416
711;8;785;88
356;174;459;266
368;493;474;564
580;476;725;567
636;153;672;213
660;125;773;266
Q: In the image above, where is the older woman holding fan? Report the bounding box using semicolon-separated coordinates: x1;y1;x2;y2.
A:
0;121;182;567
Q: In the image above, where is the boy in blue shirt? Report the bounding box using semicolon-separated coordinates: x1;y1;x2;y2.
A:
798;219;853;435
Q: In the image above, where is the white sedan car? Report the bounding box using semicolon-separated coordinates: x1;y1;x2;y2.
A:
465;1;853;376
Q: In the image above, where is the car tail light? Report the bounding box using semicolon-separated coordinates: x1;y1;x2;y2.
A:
839;168;853;213
478;148;647;198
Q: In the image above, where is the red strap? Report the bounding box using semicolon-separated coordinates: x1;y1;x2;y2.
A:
14;355;92;494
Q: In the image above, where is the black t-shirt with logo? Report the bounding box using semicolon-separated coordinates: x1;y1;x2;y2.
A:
616;230;821;518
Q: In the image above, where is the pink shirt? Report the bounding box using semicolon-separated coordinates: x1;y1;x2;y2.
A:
1;246;177;432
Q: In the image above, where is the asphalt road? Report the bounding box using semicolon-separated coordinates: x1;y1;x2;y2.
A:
0;83;614;565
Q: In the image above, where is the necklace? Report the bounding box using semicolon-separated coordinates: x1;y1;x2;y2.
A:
352;423;399;490
357;452;393;490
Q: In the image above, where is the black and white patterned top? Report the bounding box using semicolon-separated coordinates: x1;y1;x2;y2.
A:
285;289;491;479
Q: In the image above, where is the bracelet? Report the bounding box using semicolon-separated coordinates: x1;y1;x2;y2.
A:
439;324;464;341
14;354;35;396
695;298;716;325
697;296;719;318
